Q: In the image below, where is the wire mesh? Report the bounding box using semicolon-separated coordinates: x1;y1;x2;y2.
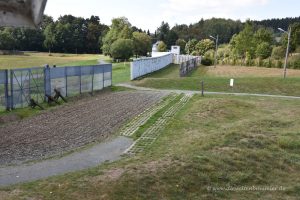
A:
0;64;112;110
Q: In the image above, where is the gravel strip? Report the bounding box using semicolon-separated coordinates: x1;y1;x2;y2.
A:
0;91;167;166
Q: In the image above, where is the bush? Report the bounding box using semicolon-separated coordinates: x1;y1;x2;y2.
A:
262;59;273;68
256;42;272;59
272;46;285;59
288;55;300;69
292;60;300;69
256;58;263;67
157;41;167;52
201;57;213;66
110;39;134;60
276;60;283;68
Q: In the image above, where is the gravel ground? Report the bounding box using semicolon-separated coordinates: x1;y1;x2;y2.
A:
0;90;167;166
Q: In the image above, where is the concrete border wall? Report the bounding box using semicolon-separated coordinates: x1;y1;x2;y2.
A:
131;53;173;80
173;55;200;64
131;53;202;80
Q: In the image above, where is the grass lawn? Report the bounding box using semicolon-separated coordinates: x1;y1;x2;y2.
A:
1;95;300;199
112;62;130;84
0;52;130;84
133;64;300;96
0;53;104;69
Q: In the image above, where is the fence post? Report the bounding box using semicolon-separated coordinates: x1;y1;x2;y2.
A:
65;67;68;97
10;70;14;109
201;81;204;97
102;66;105;88
28;68;31;102
91;66;94;94
110;64;112;86
79;66;82;94
44;67;51;101
4;70;9;110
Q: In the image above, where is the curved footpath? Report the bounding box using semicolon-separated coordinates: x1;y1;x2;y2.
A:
0;136;133;187
117;83;300;100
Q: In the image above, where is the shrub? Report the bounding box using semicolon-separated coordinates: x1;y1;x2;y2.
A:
256;42;272;59
263;59;273;68
294;60;300;69
288;55;300;69
291;60;300;69
201;57;213;66
276;60;283;68
195;39;215;55
256;58;263;67
272;46;285;59
157;41;167;52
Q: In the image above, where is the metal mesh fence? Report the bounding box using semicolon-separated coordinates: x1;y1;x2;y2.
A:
180;57;202;77
10;67;45;109
47;65;112;97
0;70;8;111
0;64;112;111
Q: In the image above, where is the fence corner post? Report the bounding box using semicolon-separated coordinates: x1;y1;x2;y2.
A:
91;66;95;95
4;69;9;110
44;67;51;101
10;70;14;109
201;81;204;97
65;67;68;97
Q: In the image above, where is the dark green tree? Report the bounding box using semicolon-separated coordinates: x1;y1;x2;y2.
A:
43;23;56;54
254;28;273;44
102;17;132;55
176;39;187;54
230;21;256;58
132;32;152;57
195;39;215;55
157;21;170;41
256;42;272;59
165;30;178;48
185;39;198;55
110;39;134;60
0;28;16;50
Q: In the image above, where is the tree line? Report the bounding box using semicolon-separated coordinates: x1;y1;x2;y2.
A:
192;21;300;69
155;17;300;52
0;15;109;54
0;14;299;60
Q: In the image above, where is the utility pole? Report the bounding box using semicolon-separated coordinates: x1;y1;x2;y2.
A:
210;35;219;68
278;27;291;79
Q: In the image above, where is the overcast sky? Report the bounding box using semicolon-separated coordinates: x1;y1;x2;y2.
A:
45;0;300;32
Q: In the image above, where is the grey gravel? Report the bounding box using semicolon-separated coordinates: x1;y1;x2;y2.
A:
0;91;166;166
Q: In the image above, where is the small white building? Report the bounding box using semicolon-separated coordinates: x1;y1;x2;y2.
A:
171;46;180;55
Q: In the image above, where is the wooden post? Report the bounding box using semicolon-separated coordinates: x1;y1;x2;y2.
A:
201;81;204;97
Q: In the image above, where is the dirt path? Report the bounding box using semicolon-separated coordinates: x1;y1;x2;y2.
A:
0;90;167;166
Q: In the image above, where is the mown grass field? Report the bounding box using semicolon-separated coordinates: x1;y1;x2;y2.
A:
0;52;129;83
0;53;104;69
112;62;130;84
133;64;300;96
1;59;300;199
1;94;300;199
